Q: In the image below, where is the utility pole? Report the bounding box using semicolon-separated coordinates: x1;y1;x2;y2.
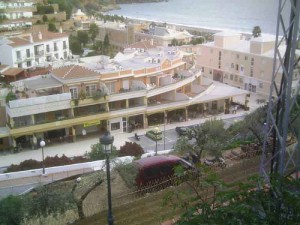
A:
260;0;300;185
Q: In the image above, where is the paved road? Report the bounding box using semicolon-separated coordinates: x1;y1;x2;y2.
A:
129;115;246;153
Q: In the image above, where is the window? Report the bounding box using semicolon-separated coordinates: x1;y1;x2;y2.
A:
230;74;233;80
16;51;21;60
111;122;120;131
218;51;222;60
85;84;97;97
26;49;30;57
54;43;58;51
231;63;234;69
236;64;239;71
70;87;78;99
106;82;116;94
236;54;239;59
239;78;243;83
64;51;67;59
218;62;221;69
63;41;67;49
240;66;244;72
234;75;238;82
251;57;254;66
259;83;263;88
0;138;3;145
46;45;50;52
18;63;22;68
209;69;212;75
26;61;31;67
201;67;204;72
250;67;253;77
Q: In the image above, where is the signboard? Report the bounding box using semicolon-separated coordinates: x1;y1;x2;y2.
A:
84;120;100;127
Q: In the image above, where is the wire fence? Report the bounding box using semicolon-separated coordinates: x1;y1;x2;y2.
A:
7;154;266;225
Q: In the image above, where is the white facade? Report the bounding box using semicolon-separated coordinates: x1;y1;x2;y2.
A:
0;0;35;30
0;32;70;69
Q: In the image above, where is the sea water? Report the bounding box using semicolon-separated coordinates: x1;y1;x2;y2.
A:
109;0;290;34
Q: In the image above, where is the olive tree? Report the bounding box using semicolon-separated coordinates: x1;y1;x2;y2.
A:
186;119;228;160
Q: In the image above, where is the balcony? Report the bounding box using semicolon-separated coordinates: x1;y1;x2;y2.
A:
9;105;147;137
35;50;44;57
4;6;37;13
147;73;196;98
6;93;72;118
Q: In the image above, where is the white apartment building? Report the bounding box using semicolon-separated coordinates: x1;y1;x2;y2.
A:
136;24;194;47
0;0;36;30
196;31;300;97
0;30;69;69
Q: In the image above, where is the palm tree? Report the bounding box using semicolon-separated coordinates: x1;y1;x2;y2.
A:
252;26;262;38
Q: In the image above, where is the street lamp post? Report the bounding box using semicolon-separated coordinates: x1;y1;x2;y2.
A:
100;131;114;225
164;114;167;150
154;126;159;155
40;140;46;174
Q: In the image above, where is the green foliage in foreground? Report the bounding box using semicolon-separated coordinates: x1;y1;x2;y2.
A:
115;162;139;188
0;195;24;225
85;142;117;160
164;166;300;225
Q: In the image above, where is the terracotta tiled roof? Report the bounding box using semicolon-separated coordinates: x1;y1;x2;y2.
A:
7;31;68;47
0;64;9;71
2;68;24;76
127;40;158;50
51;65;101;80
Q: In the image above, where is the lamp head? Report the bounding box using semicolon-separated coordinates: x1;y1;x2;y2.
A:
40;140;46;147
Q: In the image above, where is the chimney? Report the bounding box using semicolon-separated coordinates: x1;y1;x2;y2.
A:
59;26;63;33
150;38;154;46
38;31;42;40
29;34;33;43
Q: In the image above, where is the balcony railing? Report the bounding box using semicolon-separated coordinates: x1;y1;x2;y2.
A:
35;50;44;57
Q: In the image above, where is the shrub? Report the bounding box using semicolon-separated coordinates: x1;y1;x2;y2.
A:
0;195;24;225
115;162;138;188
119;142;144;157
5;91;17;103
5;155;88;173
85;143;117;161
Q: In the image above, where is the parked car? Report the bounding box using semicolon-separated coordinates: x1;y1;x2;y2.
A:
204;157;226;168
175;126;188;135
134;155;193;186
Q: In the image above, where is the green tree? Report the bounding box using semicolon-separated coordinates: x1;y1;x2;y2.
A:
42;14;48;23
77;30;89;47
5;91;17;103
173;136;194;156
47;0;72;19
69;36;83;55
252;25;262;38
71;172;103;220
103;33;110;55
85;142;117;160
227;106;267;145
171;38;179;46
0;195;24;225
89;23;99;43
24;185;75;223
48;22;57;32
93;40;103;54
163;163;300;225
187;119;228;160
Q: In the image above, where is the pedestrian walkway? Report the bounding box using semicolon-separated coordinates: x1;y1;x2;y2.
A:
0;93;264;168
